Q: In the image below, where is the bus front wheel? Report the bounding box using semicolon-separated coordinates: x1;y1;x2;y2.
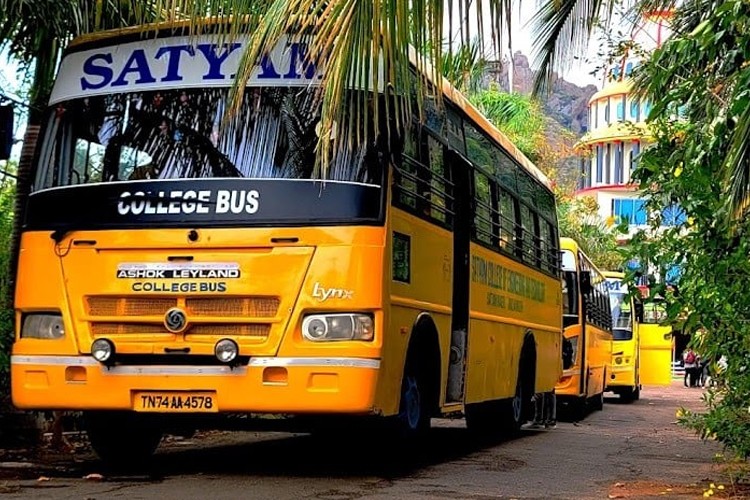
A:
84;411;163;469
396;356;432;439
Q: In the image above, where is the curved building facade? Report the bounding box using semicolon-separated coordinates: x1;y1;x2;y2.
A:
574;12;680;239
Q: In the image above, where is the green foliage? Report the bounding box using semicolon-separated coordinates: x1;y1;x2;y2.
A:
469;90;546;161
629;0;750;458
557;193;623;270
0;175;14;402
440;40;487;94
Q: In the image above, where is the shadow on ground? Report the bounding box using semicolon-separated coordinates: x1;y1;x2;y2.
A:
2;424;548;482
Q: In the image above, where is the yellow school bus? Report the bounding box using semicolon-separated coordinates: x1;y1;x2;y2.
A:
603;271;640;401
11;22;562;464
635;293;673;386
556;238;613;416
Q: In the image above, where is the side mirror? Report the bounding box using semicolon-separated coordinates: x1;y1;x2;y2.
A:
580;270;592;295
0;105;13;161
634;302;644;323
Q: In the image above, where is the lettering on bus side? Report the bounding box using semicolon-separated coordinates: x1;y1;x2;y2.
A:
471;255;546;311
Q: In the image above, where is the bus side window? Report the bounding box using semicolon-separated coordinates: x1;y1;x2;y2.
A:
533;212;542;269
520;203;534;264
473;170;492;245
395;126;420;209
498;188;517;253
426;135;452;226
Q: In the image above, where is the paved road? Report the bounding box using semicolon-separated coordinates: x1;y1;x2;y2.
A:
0;383;725;499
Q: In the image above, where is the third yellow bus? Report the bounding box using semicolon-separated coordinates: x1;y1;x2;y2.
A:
604;271;640;401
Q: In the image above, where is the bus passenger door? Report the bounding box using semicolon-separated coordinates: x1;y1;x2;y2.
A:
446;150;471;403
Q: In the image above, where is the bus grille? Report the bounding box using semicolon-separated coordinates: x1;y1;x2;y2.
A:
85;296;279;342
185;297;280;317
90;322;271;339
87;296;280;318
87;297;178;316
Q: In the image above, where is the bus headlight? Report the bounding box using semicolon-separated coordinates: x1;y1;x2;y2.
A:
615;356;623;365
91;338;115;363
214;339;239;364
21;314;65;339
302;314;374;341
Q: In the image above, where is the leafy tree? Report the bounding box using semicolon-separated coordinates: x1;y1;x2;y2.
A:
628;0;750;457
469;89;546;162
557;192;622;270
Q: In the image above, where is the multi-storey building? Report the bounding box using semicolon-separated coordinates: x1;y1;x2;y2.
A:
575;11;682;240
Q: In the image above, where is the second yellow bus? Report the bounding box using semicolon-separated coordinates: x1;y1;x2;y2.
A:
556;238;613;417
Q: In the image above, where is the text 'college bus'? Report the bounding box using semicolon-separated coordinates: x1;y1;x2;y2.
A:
604;271;640;401
556;238;613;417
11;22;562;464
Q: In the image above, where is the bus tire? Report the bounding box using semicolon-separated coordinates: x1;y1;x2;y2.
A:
571;396;587;420
396;327;439;440
621;385;640;402
84;411;163;469
592;391;605;411
499;339;535;434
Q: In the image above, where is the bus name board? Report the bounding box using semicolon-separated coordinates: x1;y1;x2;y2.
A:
605;278;628;293
50;35;324;104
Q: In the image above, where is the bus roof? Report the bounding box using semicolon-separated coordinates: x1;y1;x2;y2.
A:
65;22;552;190
560;237;579;252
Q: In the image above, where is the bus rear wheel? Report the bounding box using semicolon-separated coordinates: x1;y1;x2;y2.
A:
84;411;163;469
620;385;640;402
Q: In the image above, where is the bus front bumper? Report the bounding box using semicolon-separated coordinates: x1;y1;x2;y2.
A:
11;355;379;414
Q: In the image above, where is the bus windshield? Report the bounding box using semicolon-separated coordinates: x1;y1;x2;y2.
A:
35;88;377;190
610;291;633;340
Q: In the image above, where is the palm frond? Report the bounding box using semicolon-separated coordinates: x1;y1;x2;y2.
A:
529;0;615;95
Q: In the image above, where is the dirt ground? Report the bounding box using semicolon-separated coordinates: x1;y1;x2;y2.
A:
0;381;747;499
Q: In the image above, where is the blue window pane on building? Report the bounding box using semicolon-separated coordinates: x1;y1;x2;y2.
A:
613;198;648;225
613;199;633;224
605;144;611;183
643;101;652;118
615;142;624;183
616;101;624;121
631;142;641;172
630;101;639;121
605;100;610;124
625;62;634;77
596;146;603;182
633;200;647;225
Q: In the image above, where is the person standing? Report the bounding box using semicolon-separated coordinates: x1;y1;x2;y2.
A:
683;348;698;387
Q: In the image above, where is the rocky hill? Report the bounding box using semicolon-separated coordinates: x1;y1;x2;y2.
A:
486;52;598;135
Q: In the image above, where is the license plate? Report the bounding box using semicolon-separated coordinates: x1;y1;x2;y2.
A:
133;392;217;413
